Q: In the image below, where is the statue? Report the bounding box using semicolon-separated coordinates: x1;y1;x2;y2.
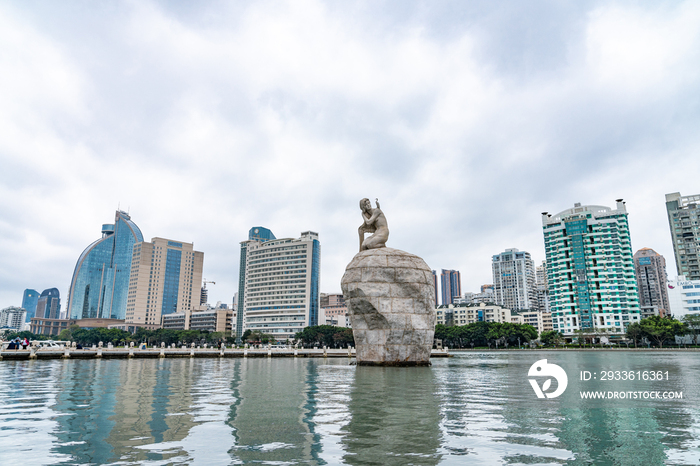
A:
358;198;389;252
343;198;435;366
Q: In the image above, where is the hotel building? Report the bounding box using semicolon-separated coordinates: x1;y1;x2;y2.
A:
666;192;700;281
492;248;538;311
125;237;204;330
237;229;320;342
542;201;641;338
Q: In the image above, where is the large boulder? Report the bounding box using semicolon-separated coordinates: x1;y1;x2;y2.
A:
340;247;436;366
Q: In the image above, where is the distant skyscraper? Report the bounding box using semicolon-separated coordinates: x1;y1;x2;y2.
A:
634;248;670;318
542;201;641;337
432;271;438;306
36;288;61;319
238;230;320;342
21;289;40;322
440;269;461;305
125;238;204;330
67;211;144;320
666;192;700;281
492;248;537;311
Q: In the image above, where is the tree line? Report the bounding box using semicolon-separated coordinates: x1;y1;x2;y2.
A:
434;321;538;348
5;314;699;349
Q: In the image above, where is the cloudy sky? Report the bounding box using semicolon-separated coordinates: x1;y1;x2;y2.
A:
1;0;699;310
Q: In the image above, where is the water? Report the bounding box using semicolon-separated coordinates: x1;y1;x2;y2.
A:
1;352;700;465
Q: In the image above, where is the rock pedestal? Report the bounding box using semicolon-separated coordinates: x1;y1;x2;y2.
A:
340;247;436;366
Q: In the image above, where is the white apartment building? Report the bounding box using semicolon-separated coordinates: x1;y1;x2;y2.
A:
240;231;320;342
0;306;27;331
492;248;538;311
435;303;518;326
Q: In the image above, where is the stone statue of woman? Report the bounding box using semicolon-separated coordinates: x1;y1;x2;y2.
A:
358;198;389;252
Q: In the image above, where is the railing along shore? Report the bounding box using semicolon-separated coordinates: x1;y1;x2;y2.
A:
0;346;451;361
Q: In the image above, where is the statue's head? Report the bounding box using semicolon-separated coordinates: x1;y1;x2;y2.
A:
360;198;371;212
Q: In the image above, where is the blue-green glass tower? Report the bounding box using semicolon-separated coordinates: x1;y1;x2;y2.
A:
67;211;144;320
21;289;39;322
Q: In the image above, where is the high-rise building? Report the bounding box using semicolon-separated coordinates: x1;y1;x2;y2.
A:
238;230;320;342
125;237;204;330
21;289;40;322
440;269;461;305
542;201;641;338
633;248;670;318
432;271;438;306
36;288;61;319
0;306;27;330
492;248;538;311
535;261;549;313
665;192;700;281
235;227;276;341
67;211;144;320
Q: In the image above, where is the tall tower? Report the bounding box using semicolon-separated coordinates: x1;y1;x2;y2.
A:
633;248;670;318
440;269;461;305
125;238;204;330
67;211;144;320
542;201;641;338
665;192;700;280
238;230;320;342
21;289;40;322
492;248;537;311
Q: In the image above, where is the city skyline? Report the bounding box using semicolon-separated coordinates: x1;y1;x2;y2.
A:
1;1;699;308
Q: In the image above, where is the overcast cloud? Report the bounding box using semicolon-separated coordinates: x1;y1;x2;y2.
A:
1;0;699;308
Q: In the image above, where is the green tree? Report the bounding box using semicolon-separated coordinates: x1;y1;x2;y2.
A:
540;330;563;347
625;322;643;348
639;315;688;348
682;314;700;345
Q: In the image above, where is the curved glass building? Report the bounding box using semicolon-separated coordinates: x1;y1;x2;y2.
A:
67;211;143;320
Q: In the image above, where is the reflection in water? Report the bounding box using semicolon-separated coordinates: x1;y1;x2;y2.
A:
342;366;441;465
1;353;700;465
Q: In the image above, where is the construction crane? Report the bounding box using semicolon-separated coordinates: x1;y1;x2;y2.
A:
201;279;216;305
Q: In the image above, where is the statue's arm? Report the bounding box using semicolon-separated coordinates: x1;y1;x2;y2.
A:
365;209;382;225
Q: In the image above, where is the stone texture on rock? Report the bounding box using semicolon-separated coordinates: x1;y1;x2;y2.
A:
341;247;436;366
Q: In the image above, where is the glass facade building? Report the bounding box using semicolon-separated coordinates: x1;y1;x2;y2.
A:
542;201;641;338
67;211;144;320
238;230;320;342
440;270;461;305
21;289;40;322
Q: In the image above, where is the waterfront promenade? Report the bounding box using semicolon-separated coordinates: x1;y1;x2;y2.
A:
0;346;451;360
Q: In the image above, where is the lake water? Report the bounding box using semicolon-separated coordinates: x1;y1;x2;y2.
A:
2;351;700;465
